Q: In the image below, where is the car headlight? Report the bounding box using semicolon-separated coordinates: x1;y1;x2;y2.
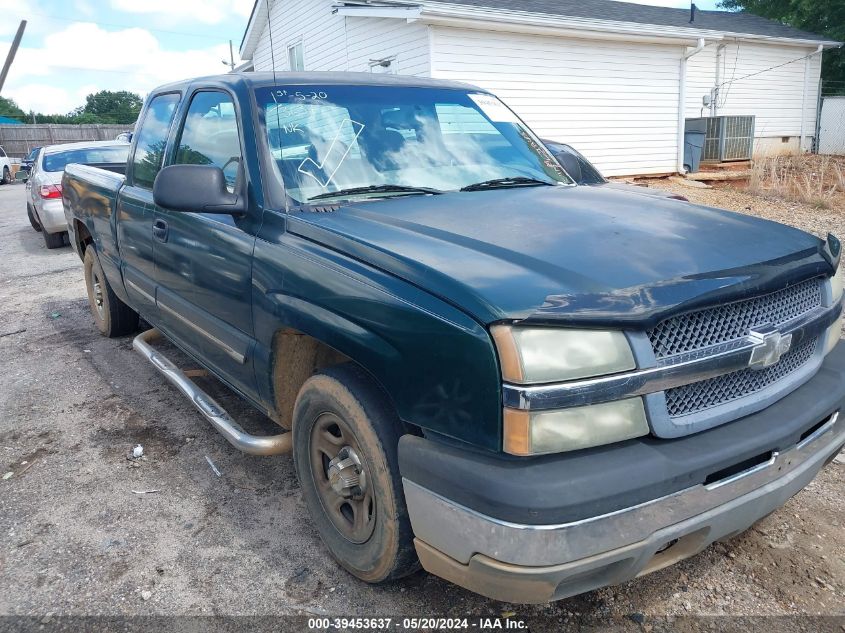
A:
825;313;842;355
490;325;636;384
491;325;646;455
831;261;843;304
503;398;649;455
825;261;844;355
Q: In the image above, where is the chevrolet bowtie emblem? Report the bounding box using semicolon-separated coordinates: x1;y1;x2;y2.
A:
748;325;792;370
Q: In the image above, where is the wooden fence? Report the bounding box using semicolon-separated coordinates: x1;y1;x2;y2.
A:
0;124;129;158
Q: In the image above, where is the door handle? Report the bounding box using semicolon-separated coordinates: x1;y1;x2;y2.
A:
152;219;168;242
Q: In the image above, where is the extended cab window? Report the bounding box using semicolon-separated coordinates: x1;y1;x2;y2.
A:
173;91;242;192
132;93;179;189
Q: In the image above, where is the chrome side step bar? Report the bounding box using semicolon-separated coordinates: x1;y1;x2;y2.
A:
133;329;291;456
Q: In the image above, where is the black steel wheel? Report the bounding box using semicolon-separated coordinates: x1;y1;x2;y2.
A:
83;245;139;337
292;364;418;583
309;411;377;544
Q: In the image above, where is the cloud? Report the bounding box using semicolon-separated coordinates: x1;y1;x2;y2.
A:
3;83;91;115
1;22;235;114
0;0;53;38
110;0;253;25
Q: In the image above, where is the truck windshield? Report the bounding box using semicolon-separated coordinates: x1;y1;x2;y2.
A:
256;85;571;204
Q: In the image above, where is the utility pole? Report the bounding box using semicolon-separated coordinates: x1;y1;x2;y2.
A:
0;20;27;95
223;39;236;72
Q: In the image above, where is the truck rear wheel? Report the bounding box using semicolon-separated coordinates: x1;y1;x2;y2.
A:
83;246;139;337
292;364;418;583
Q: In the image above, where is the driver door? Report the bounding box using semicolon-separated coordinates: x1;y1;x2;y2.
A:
152;89;260;399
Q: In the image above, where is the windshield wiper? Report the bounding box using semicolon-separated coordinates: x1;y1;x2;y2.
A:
308;184;443;202
460;176;556;192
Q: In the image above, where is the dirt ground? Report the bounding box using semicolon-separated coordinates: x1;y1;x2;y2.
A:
0;181;843;626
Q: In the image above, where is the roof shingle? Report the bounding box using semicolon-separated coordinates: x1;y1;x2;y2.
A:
424;0;834;42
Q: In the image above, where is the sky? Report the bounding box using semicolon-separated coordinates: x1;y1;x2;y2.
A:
0;0;722;117
0;0;254;116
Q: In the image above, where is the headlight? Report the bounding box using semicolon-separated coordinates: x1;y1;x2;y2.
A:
490;325;635;384
504;398;649;455
825;312;842;355
831;261;843;304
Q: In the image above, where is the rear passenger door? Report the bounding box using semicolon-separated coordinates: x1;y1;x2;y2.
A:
117;92;180;317
152;89;259;399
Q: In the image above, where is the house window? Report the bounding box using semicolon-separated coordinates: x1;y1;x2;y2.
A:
288;42;304;71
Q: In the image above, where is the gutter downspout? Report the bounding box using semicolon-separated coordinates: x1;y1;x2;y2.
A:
712;43;726;116
677;38;707;174
799;44;824;153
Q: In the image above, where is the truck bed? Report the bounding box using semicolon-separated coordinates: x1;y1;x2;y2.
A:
62;163;126;269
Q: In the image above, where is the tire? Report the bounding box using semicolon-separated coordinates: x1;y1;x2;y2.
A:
83;246;139;337
1;167;10;184
27;205;42;232
42;229;65;249
292;363;418;583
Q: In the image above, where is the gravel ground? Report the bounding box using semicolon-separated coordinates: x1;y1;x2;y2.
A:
0;181;843;627
645;178;845;240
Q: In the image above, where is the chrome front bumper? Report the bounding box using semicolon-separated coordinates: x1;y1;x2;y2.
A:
404;411;845;603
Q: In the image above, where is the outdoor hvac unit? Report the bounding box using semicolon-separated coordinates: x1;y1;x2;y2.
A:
687;115;756;163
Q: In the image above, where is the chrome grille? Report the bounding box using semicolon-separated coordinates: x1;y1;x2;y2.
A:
648;278;823;359
664;337;818;417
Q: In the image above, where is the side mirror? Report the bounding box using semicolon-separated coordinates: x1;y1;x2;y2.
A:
153;164;245;214
554;151;583;184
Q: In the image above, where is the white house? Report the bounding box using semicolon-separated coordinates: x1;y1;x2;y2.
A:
239;0;841;176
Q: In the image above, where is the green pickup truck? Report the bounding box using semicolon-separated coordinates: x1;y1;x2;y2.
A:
62;72;845;603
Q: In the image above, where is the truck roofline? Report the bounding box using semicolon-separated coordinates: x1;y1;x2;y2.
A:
151;71;486;94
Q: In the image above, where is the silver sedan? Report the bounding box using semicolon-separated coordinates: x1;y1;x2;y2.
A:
26;141;129;249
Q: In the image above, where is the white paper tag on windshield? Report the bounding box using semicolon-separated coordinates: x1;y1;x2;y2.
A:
469;93;519;123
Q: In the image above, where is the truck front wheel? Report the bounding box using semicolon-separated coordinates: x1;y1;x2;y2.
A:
83;246;139;337
292;364;418;583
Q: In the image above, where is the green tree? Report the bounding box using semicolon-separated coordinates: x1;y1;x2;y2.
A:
719;0;845;93
0;96;27;122
75;90;143;124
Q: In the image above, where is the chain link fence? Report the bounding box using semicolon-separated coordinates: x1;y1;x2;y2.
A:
815;80;845;156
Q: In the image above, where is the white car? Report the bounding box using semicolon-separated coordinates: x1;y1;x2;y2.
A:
0;146;12;184
26;140;129;248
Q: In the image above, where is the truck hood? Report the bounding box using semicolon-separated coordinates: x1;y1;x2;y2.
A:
288;185;833;327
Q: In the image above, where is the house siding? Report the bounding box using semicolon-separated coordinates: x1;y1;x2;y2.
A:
430;26;681;176
250;1;431;76
685;42;823;153
245;3;830;175
345;17;431;76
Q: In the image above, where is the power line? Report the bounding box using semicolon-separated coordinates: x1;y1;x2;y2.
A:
25;64;164;76
1;10;239;41
716;48;824;90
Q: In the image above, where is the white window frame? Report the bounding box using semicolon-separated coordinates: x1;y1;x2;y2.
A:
287;40;305;72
